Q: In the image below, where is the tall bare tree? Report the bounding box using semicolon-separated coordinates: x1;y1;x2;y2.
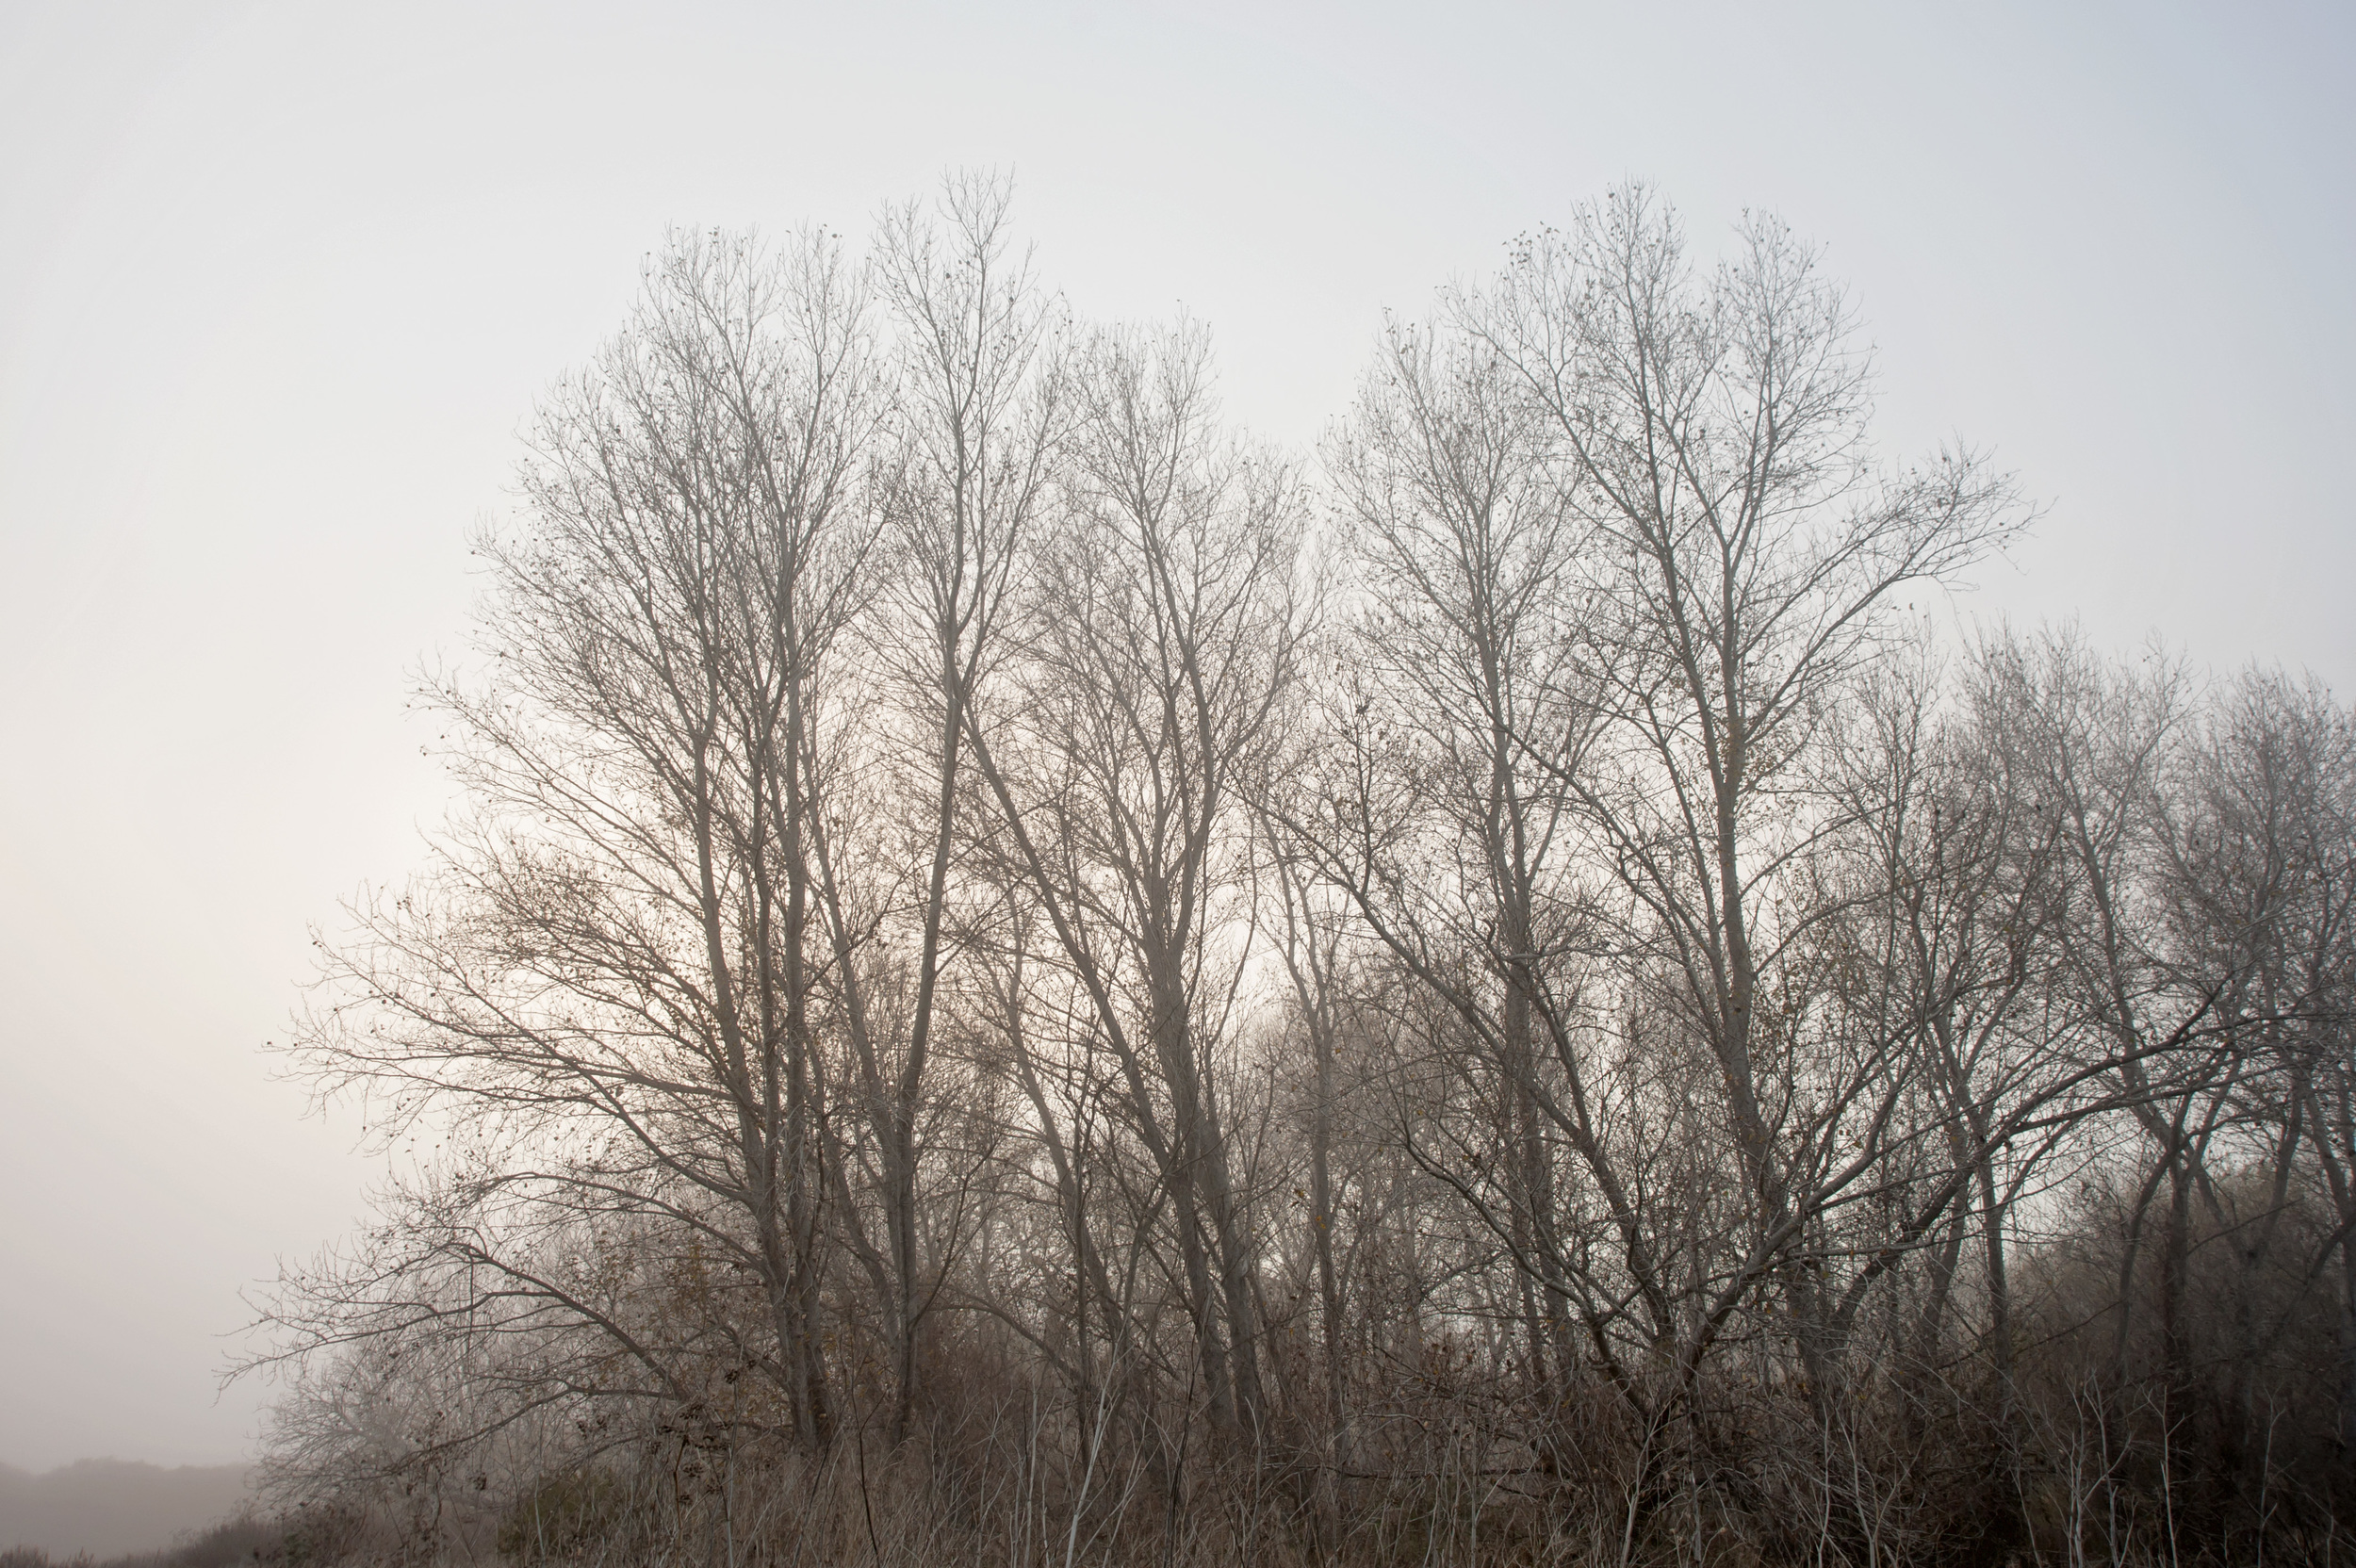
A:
1457;187;2024;1395
284;227;879;1448
810;172;1065;1446
963;320;1310;1443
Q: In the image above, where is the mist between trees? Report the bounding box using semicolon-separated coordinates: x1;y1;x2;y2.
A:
236;175;2356;1568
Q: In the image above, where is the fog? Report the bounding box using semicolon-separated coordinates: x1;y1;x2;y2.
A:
0;0;2348;1481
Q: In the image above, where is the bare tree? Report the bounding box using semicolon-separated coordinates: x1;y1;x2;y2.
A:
277;227;880;1450
1308;309;1638;1420
1456;186;2025;1396
811;172;1065;1446
2151;666;2356;1494
962;319;1311;1445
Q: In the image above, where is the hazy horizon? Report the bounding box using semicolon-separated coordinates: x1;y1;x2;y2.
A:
0;1458;252;1559
2;0;2349;1476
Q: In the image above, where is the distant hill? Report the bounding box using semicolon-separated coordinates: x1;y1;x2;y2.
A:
0;1461;254;1560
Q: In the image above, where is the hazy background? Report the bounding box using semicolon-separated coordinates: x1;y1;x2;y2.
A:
0;0;2348;1477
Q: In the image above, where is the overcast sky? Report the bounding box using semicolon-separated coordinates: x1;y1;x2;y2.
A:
1;0;2348;1472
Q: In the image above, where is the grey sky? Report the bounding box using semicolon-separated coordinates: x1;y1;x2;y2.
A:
1;0;2348;1472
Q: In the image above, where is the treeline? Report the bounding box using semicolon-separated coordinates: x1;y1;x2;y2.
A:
1;1516;281;1568
247;179;2356;1566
